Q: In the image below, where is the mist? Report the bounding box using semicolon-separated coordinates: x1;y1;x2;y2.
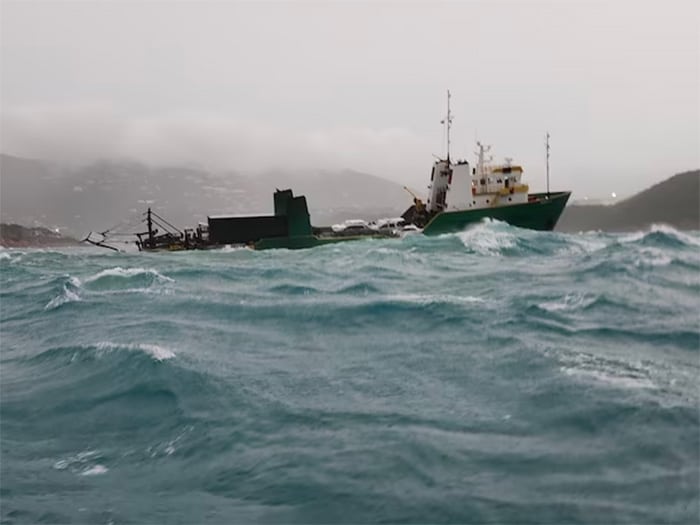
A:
1;0;698;200
1;104;433;188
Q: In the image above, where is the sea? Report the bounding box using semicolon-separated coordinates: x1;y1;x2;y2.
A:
1;221;698;524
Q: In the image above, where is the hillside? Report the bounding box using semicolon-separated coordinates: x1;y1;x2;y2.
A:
0;224;78;247
2;154;697;236
556;170;699;232
0;154;411;236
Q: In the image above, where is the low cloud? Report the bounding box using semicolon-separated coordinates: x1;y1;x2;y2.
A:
1;104;433;186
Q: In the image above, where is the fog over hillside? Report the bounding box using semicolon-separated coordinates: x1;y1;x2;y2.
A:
0;154;412;236
3;2;698;202
1;107;434;192
2;153;697;238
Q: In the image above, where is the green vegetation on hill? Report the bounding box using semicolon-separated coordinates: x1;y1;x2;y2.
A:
557;170;699;232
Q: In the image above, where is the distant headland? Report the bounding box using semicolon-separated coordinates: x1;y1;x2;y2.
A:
0;152;698;240
0;224;78;248
556;170;699;232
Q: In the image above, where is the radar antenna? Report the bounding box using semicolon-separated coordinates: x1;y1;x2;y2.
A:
440;89;453;162
546;132;551;198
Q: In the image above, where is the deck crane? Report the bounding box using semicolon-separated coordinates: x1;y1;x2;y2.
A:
402;186;426;212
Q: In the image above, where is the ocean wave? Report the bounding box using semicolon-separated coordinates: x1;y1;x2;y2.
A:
619;223;700;248
454;220;518;255
268;283;320;295
93;341;176;361
53;449;108;477
3;227;699;525
29;342;176;365
559;352;656;391
633;247;673;267
44;276;83;310
538;292;598;312
389;293;486;306
43;267;174;309
218;244;253;253
83;266;174;291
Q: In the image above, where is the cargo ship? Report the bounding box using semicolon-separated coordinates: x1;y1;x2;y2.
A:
402;91;570;234
84;93;570;252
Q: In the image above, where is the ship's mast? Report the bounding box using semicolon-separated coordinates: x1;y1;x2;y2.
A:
475;141;491;177
147;207;154;247
546;132;551;198
441;89;453;162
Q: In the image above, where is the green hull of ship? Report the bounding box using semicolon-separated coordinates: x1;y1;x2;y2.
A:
254;233;388;250
422;191;571;236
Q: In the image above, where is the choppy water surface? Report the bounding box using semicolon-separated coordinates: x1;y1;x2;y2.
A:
1;222;698;524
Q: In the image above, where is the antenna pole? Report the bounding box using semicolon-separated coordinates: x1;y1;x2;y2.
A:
546;132;550;198
441;89;453;162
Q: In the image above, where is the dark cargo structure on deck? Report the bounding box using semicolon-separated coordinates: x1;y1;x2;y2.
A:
207;189;313;245
124;188;397;252
207;215;287;245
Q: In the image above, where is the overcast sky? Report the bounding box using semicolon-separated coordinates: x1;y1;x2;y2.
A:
1;0;698;198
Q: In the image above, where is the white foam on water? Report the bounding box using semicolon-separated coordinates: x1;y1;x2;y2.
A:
45;276;83;310
455;222;516;255
84;266;174;284
53;449;107;476
52;459;69;470
561;366;656;390
539;293;597;312
620;223;700;248
563;235;609;255
649;223;700;247
136;343;176;361
390;293;486;306
81;464;108;476
558;352;656;391
619;231;646;244
220;244;251;253
94;341;176;361
634;247;673;268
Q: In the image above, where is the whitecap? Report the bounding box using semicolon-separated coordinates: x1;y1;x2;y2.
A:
219;244;251;253
454;221;516;255
53;449;105;476
136;343;176;361
390;293;486;306
634;247;672;268
620;224;700;248
561;366;655;390
45;276;83;310
539;293;597;312
84;266;174;284
562;234;609;255
558;352;656;390
94;341;175;361
81;464;108;476
619;231;646;244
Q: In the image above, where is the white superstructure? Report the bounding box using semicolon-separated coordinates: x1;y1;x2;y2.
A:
424;91;530;214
